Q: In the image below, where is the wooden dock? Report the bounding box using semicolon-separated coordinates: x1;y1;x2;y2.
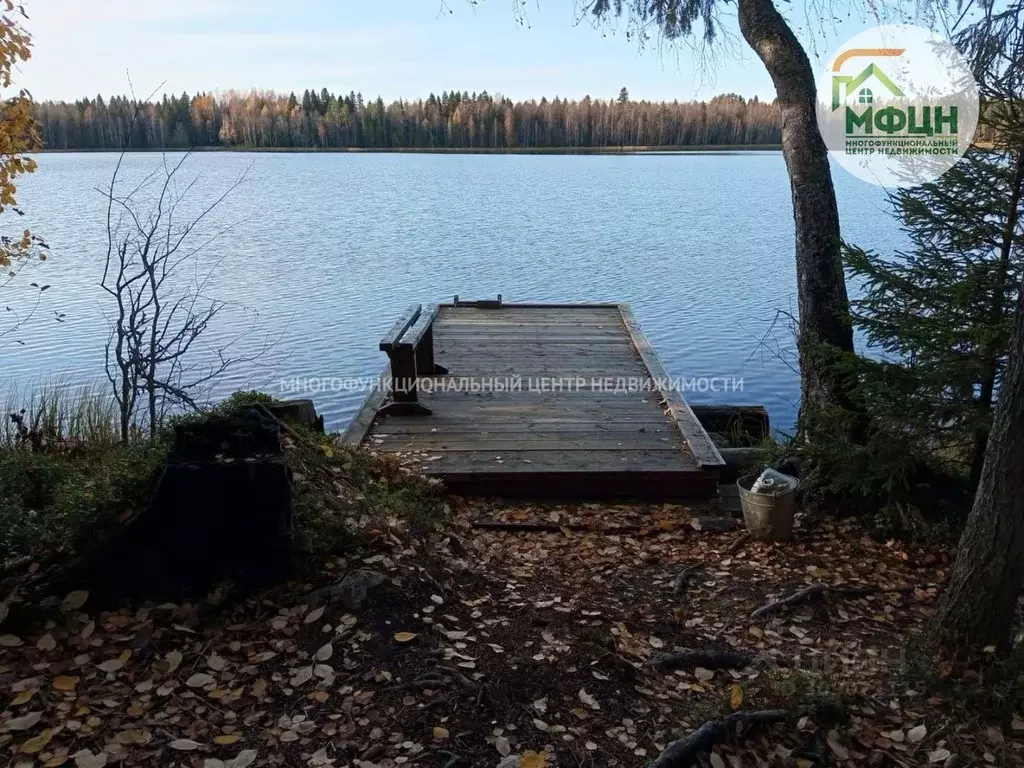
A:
343;300;725;499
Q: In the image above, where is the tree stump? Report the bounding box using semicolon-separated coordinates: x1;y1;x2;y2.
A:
83;410;294;602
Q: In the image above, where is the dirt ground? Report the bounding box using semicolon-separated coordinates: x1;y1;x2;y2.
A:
2;496;1023;768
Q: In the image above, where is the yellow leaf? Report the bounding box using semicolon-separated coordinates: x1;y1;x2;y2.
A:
520;751;548;768
214;734;242;745
115;729;151;745
21;729;54;753
432;727;449;740
393;632;417;643
730;684;744;710
321;444;334;458
53;676;79;691
11;688;35;705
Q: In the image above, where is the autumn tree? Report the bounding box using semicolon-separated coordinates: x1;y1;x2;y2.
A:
36;90;781;151
933;0;1024;653
0;0;46;345
584;0;859;433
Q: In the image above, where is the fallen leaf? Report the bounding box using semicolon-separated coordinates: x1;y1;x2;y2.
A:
432;727;449;740
928;749;951;763
495;736;511;756
97;658;124;673
304;606;325;624
214;734;242;745
393;631;417;643
75;751;108;768
521;751;547;768
20;729;54;753
290;666;313;686
533;718;550;732
11;688;35;705
694;667;714;682
710;752;726;768
908;724;927;743
315;643;333;661
37;633;56;651
649;635;665;649
532;697;548;714
53;676;79;691
227;750;258;768
827;730;849;760
165;650;183;674
0;634;23;647
62;590;89;611
5;711;42;730
187;673;214;688
578;688;600;710
730;684;744;710
208;652;227;671
115;730;151;745
169;738;203;751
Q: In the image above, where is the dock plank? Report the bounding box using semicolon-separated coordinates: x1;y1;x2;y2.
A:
358;302;722;499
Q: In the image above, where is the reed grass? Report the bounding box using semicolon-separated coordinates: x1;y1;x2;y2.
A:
1;377;124;447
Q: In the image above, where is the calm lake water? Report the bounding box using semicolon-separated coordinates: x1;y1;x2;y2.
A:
2;151;906;432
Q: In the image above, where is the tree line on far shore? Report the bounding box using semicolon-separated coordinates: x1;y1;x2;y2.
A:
34;88;782;150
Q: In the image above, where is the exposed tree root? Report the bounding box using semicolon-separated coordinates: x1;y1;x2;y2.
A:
648;648;754;671
751;584;826;619
673;564;704;595
649;709;790;768
751;583;921;619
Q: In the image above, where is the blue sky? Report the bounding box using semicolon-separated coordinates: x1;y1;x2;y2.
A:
22;0;911;103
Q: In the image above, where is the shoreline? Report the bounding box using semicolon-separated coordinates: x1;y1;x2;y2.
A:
36;144;782;155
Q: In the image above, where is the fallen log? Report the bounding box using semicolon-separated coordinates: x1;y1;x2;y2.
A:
649;709;790;768
648;648;753;671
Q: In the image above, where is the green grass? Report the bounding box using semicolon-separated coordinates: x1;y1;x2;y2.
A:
1;386;449;587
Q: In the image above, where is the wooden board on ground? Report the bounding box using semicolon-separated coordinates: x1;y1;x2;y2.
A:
348;302;725;499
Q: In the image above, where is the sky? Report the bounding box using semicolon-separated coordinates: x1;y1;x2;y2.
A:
20;0;915;104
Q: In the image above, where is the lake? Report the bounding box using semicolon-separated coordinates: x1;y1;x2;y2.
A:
2;151;906;433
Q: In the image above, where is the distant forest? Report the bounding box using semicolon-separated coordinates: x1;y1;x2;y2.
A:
35;88;782;151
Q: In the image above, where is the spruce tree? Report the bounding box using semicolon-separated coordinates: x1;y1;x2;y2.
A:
842;144;1024;485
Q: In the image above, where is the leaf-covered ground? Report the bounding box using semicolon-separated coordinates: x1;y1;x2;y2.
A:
2;495;1023;768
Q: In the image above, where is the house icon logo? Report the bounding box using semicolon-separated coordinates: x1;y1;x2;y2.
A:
830;50;905;111
815;25;980;188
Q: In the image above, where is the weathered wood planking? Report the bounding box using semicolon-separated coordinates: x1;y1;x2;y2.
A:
351;302;723;499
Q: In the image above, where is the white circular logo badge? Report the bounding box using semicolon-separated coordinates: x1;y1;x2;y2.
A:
816;24;980;188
